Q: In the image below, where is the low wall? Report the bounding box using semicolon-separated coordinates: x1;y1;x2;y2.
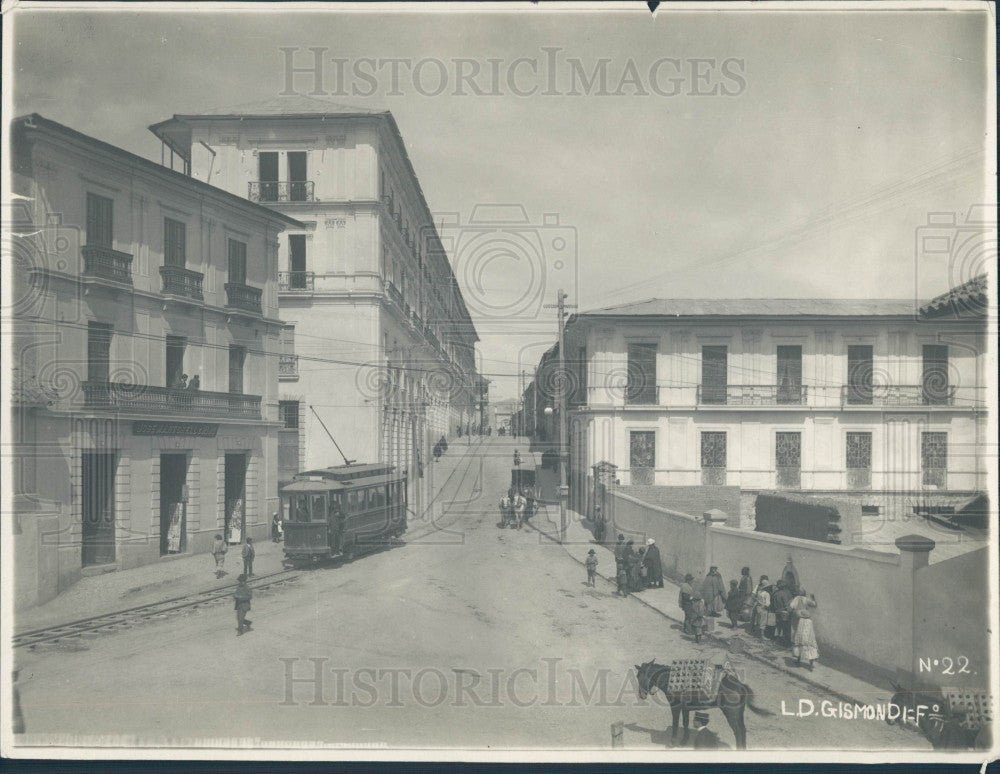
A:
608;490;708;581
619;486;741;526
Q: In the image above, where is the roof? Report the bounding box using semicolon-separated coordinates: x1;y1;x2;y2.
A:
13;114;304;229
577;297;919;319
281;479;345;493
166;95;385;120
299;463;398;482
919;274;988;319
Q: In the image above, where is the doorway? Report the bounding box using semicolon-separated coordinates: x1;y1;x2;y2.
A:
160;453;188;555
258;152;279;201
81;451;116;566
224;453;247;544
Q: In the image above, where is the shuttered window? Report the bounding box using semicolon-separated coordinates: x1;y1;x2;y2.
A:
164;218;186;267
86;194;113;248
228;239;247;285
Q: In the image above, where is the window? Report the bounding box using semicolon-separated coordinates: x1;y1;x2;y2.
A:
626;343;657;405
288;152;308;201
847;345;873;405
922;345;950;405
164;218;186;267
166;336;186;389
293;493;310;522
701;431;727;485
258;152;279;202
921;432;947;488
775;431;801;489
87;322;112;383
280;400;300;429
629;430;655;486
228;239;247;285
86;194;113;248
701;345;728;404
228;345;246;394
289;235;307;288
776;345;803;404
846;431;872;489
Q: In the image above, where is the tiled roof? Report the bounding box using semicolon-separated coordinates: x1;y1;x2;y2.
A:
918;274;988;318
177;96;385;118
579;298;917;318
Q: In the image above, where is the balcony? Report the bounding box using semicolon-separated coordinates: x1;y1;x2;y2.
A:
248;181;315;203
82;382;261;419
224;282;263;315
279;354;299;380
697;384;808;406
82;245;133;285
386;282;403;307
159;266;204;301
624;385;659;406
279;271;315;292
840;384;956;407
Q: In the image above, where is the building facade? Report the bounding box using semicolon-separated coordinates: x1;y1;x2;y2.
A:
149;97;480;516
559;295;988;519
9;115;302;608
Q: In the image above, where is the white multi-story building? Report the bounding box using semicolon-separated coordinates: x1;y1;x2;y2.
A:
9;114;302;608
149;97;480;515
561;289;989;518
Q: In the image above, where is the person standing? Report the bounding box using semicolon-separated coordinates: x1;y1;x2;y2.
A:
700;566;726;617
271;511;282;542
690;593;707;643
737;566;754;621
679;573;696;633
212;533;228;579
724;579;742;629
233;574;253;636
624;540;640;592
772;579;793;646
750;575;771;637
585;549;598;586
614;534;628;596
242;537;255;577
790;588;819;669
643;538;663;588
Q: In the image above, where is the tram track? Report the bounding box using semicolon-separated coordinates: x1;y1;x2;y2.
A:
13;570;299;650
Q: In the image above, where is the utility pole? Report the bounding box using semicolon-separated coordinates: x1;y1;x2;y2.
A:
544;288;576;543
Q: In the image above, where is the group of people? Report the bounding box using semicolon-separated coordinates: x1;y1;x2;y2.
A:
169;373;200;391
499;486;536;529
676;564;820;668
210;534;258;637
612;534;665;596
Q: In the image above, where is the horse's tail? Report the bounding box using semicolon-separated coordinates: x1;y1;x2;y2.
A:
743;684;775;716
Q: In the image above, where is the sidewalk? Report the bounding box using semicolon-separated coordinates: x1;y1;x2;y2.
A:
529;501;897;710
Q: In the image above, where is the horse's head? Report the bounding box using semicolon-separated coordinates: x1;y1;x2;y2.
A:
635;660;666;700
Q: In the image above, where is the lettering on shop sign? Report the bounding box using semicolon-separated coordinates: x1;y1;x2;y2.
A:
132;421;219;437
325;134;346;146
326;218;347;229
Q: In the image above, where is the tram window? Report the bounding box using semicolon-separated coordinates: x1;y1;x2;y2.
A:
387;484;396;506
294;494;310;522
347;490;358;513
311;494;326;520
328;493;343;519
375;486;386;508
282;499;291;522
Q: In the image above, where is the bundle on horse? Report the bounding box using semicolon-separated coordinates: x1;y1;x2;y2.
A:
635;659;773;749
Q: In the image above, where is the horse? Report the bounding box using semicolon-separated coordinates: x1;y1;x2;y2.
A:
635;660;773;749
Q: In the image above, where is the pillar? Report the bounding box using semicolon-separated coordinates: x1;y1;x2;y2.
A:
895;533;935;687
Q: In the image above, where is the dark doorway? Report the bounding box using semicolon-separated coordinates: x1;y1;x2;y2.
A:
166;335;186;390
81;451;116;566
847;345;874;405
224;453;247;543
258;152;279;201
701;345;728;404
288;152;308;201
160;453;188;555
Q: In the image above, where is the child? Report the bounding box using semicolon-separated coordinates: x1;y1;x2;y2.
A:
725;579;742;629
234;574;253;635
585;549;598;586
212;534;228;579
690;594;707;643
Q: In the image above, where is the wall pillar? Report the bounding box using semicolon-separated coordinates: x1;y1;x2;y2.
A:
703;508;727;574
895;533;935;687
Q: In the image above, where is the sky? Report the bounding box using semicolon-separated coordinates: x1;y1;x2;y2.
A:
10;4;993;400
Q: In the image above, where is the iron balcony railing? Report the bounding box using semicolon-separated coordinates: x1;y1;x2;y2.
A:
224;282;263;314
279;271;315;291
624;385;660;406
248;181;315;203
82;245;133;285
82;381;261;419
841;384;956;407
697;384;808;406
279;354;299;378
159;265;204;301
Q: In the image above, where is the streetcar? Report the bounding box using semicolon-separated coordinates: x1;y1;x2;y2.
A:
280;463;407;563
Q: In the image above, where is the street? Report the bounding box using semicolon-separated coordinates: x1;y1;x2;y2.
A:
15;437;929;751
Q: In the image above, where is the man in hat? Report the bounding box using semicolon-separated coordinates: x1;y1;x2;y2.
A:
692;711;718;749
585;549;598;586
643;537;663;588
233;574;253;635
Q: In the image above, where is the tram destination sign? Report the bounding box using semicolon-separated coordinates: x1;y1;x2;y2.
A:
132;421;219;437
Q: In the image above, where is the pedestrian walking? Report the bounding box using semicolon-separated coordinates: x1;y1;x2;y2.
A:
700;566;726;617
790;588;819;669
585;549;598;586
233;574;253;635
212;533;228;579
643;538;663;588
725;579;742;629
242;537;255;576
